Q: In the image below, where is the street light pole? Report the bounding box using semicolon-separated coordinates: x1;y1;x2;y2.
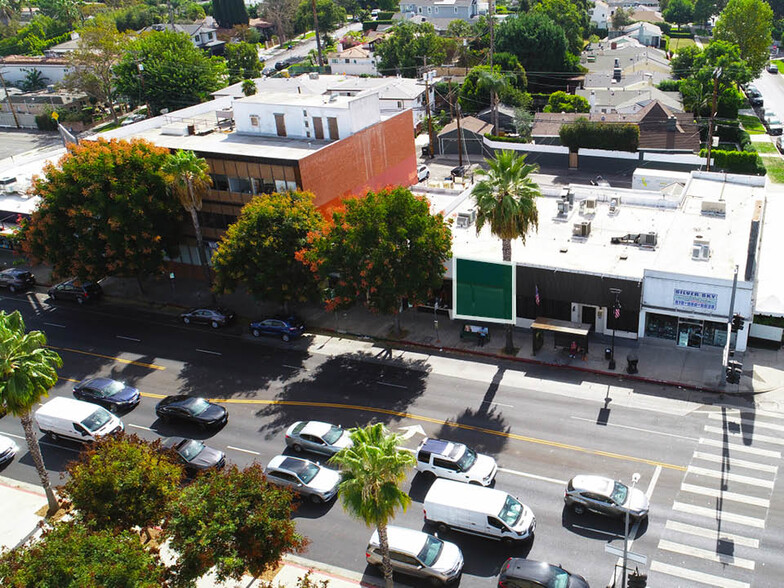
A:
609;288;621;370
622;472;641;588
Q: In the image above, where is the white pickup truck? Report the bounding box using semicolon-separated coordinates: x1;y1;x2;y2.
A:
415;437;497;486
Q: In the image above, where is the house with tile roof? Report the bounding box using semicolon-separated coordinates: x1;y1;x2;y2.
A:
328;45;379;76
140;22;225;55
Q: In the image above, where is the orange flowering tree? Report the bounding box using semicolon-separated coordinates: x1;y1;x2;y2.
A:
212;191;325;309
299;186;452;335
22;138;182;283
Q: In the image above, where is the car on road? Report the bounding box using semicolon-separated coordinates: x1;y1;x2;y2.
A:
48;279;102;304
73;377;140;413
417;164;430;182
155;395;228;429
765;114;784;135
564;474;649;520
179;307;235;328
767;62;779;74
450;165;466;178
0;268;35;293
249;315;304;341
497;557;589;588
264;454;341;503
0;434;19;467
415;437;497;486
162;437;225;476
285;420;353;456
745;85;764;107
366;525;464;586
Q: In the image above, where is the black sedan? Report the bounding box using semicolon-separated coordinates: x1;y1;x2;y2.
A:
179;307;235;329
162;437;226;476
48;279;102;304
73;377;141;412
155;395;228;429
0;268;35;293
497;558;588;588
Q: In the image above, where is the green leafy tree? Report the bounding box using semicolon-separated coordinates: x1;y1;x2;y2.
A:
329;424;415;588
478;69;510;135
513;107;535;141
496;13;575;76
680;41;752;116
225;41;262;83
212;191;325;308
543;90;590;113
38;0;82;28
531;0;587;55
262;0;298;44
212;0;249;28
459;62;529;115
473;151;540;352
0;0;21;25
0;311;62;515
19;68;47;91
0;522;167;588
114;30;227;115
62;434;182;539
670;44;702;78
242;78;257;95
294;0;346;33
375;21;445;78
22;139;182;283
446;19;473;38
713;0;773;75
165;463;306;587
300;186;452;335
663;0;694;30
692;0;718;24
611;6;633;29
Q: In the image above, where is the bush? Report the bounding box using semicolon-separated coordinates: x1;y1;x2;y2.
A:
377;11;394;19
699;149;766;175
659;22;672;34
668;30;695;39
559;118;640;152
657;79;682;91
35;111;58;131
484;133;528;143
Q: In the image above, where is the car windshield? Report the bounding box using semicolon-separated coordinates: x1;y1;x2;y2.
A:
455;446;477;472
611;481;629;505
81;408;113;432
101;381;125;397
322;425;344;445
416;535;444;567
184;398;210;416
545;567;571;588
179;440;205;462
297;462;321;484
497;495;523;527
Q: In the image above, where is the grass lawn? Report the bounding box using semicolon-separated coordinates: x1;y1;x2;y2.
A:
739;114;767;134
754;141;778;154
670;38;696;52
773;58;784;70
764;156;784;182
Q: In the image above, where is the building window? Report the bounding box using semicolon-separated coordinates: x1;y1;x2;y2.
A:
435;7;439;13
306;131;311;137
275;179;298;192
345;58;350;63
304;119;309;127
302;109;307;116
208;32;213;40
210;174;230;191
454;6;458;12
644;312;677;341
274;113;287;137
250;115;259;126
229;177;253;194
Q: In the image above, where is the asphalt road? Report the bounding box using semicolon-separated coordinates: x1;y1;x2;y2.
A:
0;292;781;588
751;69;784;123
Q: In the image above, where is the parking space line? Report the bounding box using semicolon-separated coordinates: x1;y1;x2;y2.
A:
196;349;222;356
227;445;260;455
498;468;566;485
43;322;65;328
116;335;141;342
127;424;153;432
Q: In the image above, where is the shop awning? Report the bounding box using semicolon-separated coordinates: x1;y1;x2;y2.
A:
531;317;592;337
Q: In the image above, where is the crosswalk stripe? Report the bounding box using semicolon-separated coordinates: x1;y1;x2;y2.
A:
680;483;770;508
708;412;784;433
658;539;755;570
704;425;784;446
665;520;760;548
673;502;766;528
650;561;750;588
699;438;781;459
692;452;778;474
750;407;784;421
687;465;775;489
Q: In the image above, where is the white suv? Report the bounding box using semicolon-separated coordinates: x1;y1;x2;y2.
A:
415;437;497;486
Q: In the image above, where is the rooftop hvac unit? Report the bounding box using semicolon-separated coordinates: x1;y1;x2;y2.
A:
557;200;569;215
701;200;726;216
456;208;476;228
692;239;710;261
609;198;619;215
573;221;591;237
639;232;657;247
580;198;597;215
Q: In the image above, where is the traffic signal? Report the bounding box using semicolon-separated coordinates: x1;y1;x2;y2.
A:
627;570;648;588
731;314;745;332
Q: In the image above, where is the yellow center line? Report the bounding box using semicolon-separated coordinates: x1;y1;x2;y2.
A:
47;346;166;370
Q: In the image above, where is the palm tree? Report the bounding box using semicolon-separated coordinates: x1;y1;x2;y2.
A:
329;423;415;588
162;150;213;281
473;150;541;353
241;78;257;96
478;68;510;136
0;311;63;515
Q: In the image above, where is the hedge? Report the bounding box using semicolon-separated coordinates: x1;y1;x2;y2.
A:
559;118;639;152
484;133;528;143
377;11;394;19
668;30;695;39
657;79;681;92
699;149;766;175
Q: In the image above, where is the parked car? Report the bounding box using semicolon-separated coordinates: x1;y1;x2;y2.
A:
284;420;353;456
35;397;124;443
450;165;466;178
765;114;783;135
162;437;226;476
48;279;102;304
264;454;341;503
121;113;146;126
249;316;304;341
155;395;228;429
497;558;589;588
73;377;140;413
366;526;464;586
417;164;430;182
0;268;35;293
415;437;497;486
179;307;235;328
0;434;19;467
767;62;779;74
564;474;649;520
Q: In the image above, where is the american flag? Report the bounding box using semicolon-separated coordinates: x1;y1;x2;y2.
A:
535;285;540;306
614;306;621;319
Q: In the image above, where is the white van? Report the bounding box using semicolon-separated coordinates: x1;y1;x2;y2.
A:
423;479;535;543
35;397;124;443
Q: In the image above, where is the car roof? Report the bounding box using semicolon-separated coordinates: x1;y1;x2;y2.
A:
571;474;614;495
369;525;428;553
267;455;316;475
501;558;568;582
300;421;335;437
420;438;453;456
159;395;200;407
162;436;188;450
79;377;116;389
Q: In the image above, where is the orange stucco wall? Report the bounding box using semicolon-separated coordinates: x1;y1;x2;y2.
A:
298;110;417;211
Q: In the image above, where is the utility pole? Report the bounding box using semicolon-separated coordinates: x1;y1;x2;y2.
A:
310;0;323;68
0;69;20;129
423;57;434;159
488;0;494;68
456;103;464;166
705;67;722;172
137;62;152;116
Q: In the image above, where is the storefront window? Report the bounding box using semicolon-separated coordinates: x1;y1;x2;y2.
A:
677;319;703;348
645;313;677;340
702;320;728;347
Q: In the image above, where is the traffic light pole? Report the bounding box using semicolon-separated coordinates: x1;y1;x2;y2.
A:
723;265;739;383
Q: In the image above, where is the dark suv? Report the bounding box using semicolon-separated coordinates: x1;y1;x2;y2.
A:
498;558;588;588
0;268;35;293
48;279;103;304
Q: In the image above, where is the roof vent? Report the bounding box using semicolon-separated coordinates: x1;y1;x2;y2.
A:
692;238;710;261
572;221;592;238
456;208;476;228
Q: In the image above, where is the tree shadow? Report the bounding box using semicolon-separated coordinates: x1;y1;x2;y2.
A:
561;505;648;541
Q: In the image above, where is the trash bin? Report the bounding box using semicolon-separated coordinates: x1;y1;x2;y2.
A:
605;347;612;360
626;353;639;374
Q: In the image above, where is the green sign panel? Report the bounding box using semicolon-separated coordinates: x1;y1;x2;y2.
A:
453;258;515;323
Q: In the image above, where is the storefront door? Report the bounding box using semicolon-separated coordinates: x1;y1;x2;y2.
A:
677;319;703;348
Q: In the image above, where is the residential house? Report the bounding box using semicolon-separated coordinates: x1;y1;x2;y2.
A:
45;33;81;58
248;18;276;42
0;55;70;86
590;1;611;30
616;22;663;47
0;88;89;129
436;115;493;156
328;45;379;76
398;0;478;23
140;22;225;55
476;104;517;134
578;85;682;114
629;7;664;22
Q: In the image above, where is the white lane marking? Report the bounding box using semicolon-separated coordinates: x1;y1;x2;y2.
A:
570;416;698;441
569;525;622;538
482;400;514;408
646;465;662;499
665;520;760;548
282;364;303;370
377;381;407;389
196;349;222;356
658;539;755;570
43;322;65;328
680;483;770;508
498;467;566;486
650;561;750;588
687;465;775;489
227;445;260;455
672;502;766;528
116;335;141;342
692;451;778;473
699;438;781;459
704;425;784;446
0;432;25;440
708;412;784;433
127;424;153;432
38;441;80;453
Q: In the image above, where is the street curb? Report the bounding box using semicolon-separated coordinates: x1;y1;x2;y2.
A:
281;554;383;587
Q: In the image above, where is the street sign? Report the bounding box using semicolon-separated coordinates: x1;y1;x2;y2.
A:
605;544;648;565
